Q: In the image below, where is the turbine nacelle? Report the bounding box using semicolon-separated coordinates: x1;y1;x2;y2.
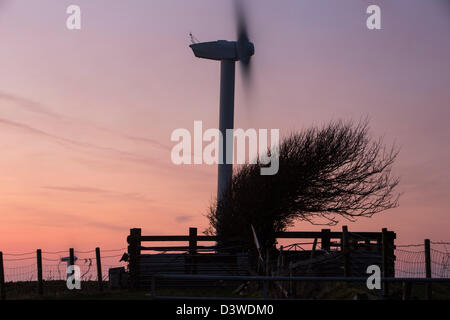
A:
190;40;254;62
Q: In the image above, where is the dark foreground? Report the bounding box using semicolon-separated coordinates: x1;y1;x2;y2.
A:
2;280;450;300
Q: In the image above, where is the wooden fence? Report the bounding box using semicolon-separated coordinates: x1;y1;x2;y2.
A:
126;226;398;289
127;227;248;288
0;227;441;300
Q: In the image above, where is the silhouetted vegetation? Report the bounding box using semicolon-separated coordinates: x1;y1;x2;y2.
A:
207;120;400;249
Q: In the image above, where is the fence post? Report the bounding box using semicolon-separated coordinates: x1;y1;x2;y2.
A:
342;226;350;277
69;248;75;281
381;228;389;298
189;227;198;255
69;248;75;267
0;251;5;300
95;247;103;291
189;227;198;274
321;229;331;251
127;228;141;289
37;249;43;296
311;238;318;259
424;239;432;300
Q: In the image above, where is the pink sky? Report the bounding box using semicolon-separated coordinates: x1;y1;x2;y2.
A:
0;0;449;253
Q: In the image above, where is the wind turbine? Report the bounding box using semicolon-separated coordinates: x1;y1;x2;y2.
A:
189;2;254;208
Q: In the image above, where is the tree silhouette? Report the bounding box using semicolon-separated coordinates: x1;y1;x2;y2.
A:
207;120;400;249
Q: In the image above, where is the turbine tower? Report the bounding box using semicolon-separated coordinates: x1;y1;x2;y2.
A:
189;2;254;208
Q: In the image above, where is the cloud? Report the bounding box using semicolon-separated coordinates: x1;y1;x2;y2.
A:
0;90;172;152
0;116;215;181
175;215;193;223
43;186;113;194
0;117;168;169
0;204;127;232
124;135;172;151
0;91;62;119
0;91;215;182
43;185;152;203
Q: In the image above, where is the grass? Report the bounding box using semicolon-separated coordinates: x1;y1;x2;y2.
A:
2;280;449;300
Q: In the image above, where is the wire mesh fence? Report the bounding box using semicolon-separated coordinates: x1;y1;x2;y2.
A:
278;239;450;279
1;241;449;284
1;248;127;283
395;242;450;278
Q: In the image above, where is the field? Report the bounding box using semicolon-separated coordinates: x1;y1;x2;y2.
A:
2;280;449;300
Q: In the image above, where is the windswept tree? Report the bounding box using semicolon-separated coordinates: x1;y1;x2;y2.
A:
207;120;400;249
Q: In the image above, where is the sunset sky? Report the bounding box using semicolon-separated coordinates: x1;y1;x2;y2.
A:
0;0;449;253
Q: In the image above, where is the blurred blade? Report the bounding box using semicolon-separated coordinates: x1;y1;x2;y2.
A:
235;0;253;88
240;57;252;87
235;0;249;44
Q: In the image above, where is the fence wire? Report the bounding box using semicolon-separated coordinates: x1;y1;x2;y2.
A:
279;237;450;279
1;248;127;283
2;242;450;282
395;243;450;278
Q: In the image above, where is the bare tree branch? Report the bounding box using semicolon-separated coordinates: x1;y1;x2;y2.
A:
206;120;400;249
